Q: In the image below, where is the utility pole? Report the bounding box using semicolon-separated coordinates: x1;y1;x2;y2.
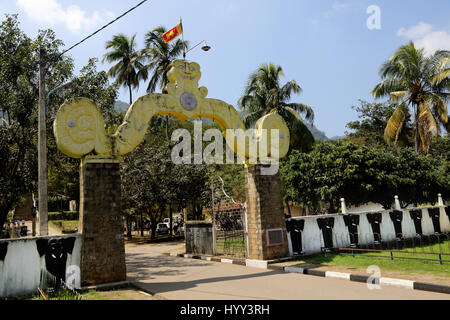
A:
38;49;48;236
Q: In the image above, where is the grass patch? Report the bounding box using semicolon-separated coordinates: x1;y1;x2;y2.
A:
49;220;79;233
216;236;245;249
291;240;450;277
81;289;155;300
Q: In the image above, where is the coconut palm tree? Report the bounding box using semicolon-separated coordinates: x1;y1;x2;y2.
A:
372;42;450;153
103;34;148;105
142;26;187;137
239;63;315;152
143;26;187;93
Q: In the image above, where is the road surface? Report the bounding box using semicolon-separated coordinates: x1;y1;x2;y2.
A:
125;241;449;300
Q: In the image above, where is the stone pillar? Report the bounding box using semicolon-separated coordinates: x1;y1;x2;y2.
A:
245;165;289;260
79;157;126;286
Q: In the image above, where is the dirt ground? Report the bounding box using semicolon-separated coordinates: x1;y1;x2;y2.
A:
82;288;156;300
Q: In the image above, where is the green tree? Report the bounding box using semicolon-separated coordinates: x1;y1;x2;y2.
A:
121;121;211;238
429;135;450;161
103;34;148;105
143;26;187;138
281;141;447;213
372;42;450;152
0;15;72;235
239;63;315;152
143;26;187;93
345;100;412;146
47;58;120;208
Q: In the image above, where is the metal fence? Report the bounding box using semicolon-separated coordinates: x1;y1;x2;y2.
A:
335;233;450;265
215;229;246;258
38;268;83;300
210;176;247;258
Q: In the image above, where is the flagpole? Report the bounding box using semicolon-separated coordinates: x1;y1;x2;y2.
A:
181;17;186;60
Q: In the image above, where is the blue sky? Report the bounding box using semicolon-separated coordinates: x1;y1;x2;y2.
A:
1;0;450;137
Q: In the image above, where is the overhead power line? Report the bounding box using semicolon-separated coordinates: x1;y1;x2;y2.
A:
59;0;149;58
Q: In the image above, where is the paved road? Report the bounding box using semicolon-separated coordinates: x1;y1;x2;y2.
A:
125;241;449;300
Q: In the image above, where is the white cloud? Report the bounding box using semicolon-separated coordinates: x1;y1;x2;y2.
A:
332;2;349;11
16;0;114;33
397;22;432;38
314;2;349;23
397;22;450;55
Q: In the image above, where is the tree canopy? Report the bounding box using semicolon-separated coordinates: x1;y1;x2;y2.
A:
372;42;450;152
103;33;148;105
239;63;316;153
281;141;448;213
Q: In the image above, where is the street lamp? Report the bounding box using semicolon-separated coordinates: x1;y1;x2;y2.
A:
36;75;73;237
184;40;211;58
46;80;74;116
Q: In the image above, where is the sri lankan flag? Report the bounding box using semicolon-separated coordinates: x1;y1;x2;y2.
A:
162;22;183;43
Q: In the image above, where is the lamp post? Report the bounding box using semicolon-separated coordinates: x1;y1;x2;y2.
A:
38;50;48;236
37;53;73;237
184;40;211;59
47;80;74;116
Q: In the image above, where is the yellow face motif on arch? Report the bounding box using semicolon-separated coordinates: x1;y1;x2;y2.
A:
53;60;290;163
168;60;201;83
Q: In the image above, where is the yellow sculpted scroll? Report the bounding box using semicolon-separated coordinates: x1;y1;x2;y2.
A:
53;60;290;163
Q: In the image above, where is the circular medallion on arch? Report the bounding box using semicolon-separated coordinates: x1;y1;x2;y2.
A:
180;92;198;111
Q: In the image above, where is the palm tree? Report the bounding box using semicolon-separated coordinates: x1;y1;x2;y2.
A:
143;26;187;93
372;42;449;152
103;34;148;105
239;63;315;152
142;26;187;137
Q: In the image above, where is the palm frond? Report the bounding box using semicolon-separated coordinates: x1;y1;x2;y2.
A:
417;103;439;152
384;103;408;146
389;90;409;101
427;93;448;125
278;107;315;153
372;78;407;99
430;68;450;86
285;102;314;123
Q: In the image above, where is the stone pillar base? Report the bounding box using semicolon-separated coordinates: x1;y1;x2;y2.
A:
245;165;289;261
79;157;126;286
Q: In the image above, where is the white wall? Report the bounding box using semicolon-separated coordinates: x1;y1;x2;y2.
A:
0;234;81;298
347;202;384;213
287;206;450;256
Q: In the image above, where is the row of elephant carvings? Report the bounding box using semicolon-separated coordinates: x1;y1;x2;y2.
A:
286;207;450;255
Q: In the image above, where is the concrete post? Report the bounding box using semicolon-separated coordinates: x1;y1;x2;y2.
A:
340;198;347;214
395;196;401;211
438;194;444;206
79;157;126;286
245;165;289;261
38;51;48;236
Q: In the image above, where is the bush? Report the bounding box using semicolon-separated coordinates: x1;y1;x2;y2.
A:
48;211;79;221
281;141;448;213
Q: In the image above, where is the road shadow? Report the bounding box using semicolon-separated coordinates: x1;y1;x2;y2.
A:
132;269;281;297
126;253;214;279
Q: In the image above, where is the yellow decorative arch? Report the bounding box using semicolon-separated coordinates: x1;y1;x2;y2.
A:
54;60;290;162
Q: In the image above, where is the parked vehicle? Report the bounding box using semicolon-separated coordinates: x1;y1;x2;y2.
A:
156;223;169;235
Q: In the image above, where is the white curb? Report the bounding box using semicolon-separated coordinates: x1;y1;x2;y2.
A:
246;259;269;269
326;271;351;280
221;259;234;264
380;277;414;289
